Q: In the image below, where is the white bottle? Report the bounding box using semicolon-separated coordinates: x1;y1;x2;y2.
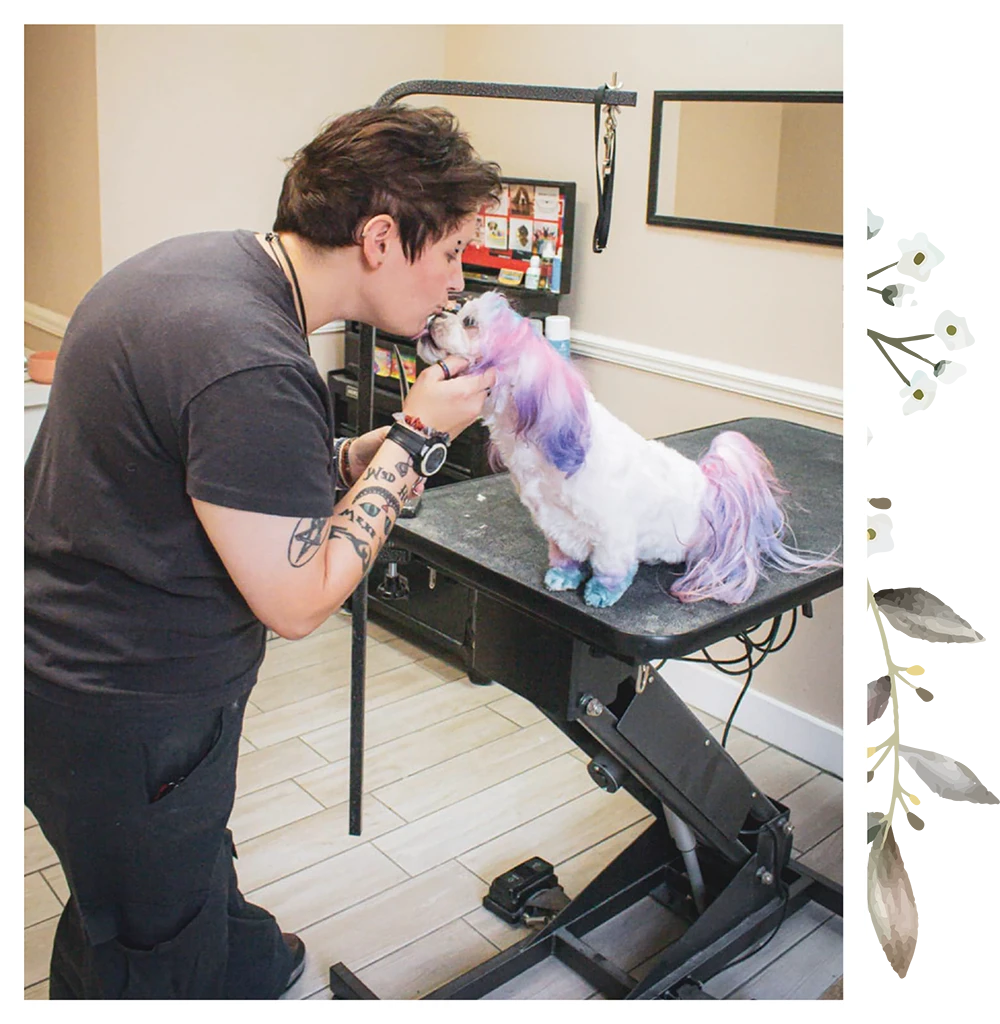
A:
545;314;571;359
524;254;541;290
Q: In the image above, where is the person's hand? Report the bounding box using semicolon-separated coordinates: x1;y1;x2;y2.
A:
401;357;496;440
346;426;391;483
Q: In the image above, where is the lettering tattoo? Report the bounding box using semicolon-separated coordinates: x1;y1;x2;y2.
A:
287;518;329;567
327;523;373;573
363;465;396;484
335;507;376;539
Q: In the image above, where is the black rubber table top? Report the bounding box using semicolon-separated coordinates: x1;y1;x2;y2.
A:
392;418;842;663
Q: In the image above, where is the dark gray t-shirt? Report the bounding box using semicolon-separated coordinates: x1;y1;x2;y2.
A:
25;230;336;709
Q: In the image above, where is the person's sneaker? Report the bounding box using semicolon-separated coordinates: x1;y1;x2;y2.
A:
281;932;306;994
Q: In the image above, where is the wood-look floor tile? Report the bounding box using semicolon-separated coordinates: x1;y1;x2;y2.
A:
701;901;834;998
42;865;69;904
553;819;653;899
25;981;49;1000
459;787;649;885
24;917;58;988
374;718;575;822
243;662;446;750
24;806;37;829
244;700;261;718
488;692;545;727
256;626;360;682
24;826;59;875
252;637;412;711
300;678;505;761
780;773;843;852
227;780;324;844
740;745;821;802
237;736;255;756
798;828;842;885
235;737;328;798
233;796;403;892
283;861;486;998
25;872;62;929
355;918;499;999
373;755;595;876
414;653;467;683
462;905;534;952
732;915;842;1000
296;706;519;808
248;844;407;934
484;955;597;1000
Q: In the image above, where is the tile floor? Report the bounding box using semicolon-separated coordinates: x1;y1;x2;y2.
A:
24;608;842;1000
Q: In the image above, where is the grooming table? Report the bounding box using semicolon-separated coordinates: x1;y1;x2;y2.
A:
331;416;842;1000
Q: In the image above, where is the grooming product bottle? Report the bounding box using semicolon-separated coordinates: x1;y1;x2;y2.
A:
529;318;545;337
524;254;541;290
549;246;562;294
540;241;555;291
544;314;571;360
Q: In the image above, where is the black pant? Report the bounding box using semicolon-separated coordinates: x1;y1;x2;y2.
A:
25;686;294;999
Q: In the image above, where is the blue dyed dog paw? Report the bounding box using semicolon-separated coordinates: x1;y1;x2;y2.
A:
544;566;585;591
584;578;628;607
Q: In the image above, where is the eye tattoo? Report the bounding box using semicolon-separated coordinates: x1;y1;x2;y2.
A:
355;486;401;517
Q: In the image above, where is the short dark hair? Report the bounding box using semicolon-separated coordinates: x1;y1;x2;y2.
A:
273;105;502;262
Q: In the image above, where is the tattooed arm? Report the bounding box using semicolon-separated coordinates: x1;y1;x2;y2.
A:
191;436;423;639
191;355;494;639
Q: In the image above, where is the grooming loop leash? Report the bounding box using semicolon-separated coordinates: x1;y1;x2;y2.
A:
593;72;620;253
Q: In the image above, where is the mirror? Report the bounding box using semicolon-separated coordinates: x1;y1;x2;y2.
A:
647;91;842;246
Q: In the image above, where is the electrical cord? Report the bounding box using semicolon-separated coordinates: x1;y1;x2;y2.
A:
652;609;799;749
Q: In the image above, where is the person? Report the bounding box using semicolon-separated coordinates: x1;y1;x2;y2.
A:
24;104;501;999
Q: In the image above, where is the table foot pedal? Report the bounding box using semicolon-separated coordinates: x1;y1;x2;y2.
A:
482;856;570;927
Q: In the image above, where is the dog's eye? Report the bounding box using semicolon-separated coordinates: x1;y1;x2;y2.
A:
462;315;477;328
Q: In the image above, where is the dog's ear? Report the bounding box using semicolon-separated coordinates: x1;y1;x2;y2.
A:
505;317;591;477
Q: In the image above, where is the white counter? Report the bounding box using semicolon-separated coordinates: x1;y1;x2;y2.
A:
24;381;51;460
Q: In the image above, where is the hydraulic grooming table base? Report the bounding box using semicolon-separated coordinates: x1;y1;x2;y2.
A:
330;417;843;1000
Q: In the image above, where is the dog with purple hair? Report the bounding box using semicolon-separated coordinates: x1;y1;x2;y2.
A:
419;291;830;608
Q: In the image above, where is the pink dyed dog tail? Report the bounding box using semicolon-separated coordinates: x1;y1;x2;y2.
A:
671;431;837;605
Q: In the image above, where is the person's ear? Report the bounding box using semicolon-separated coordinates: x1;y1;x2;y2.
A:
359;215;395;268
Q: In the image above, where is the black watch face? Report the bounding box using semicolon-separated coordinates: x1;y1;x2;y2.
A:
421;442;448;476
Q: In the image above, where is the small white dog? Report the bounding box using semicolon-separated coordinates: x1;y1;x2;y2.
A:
420;291;827;608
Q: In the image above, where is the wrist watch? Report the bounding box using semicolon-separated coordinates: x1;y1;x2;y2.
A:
387;422;450;478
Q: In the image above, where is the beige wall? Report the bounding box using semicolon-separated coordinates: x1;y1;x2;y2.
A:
94;25;448;273
24;25;103;351
674;101;783;225
443;24;842;392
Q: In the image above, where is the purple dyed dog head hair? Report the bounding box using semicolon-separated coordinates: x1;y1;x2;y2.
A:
475;292;591;475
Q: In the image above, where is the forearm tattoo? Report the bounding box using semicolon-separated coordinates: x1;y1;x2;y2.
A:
363;465;397;485
355;486;401;519
326;523;373;574
287;518;329;567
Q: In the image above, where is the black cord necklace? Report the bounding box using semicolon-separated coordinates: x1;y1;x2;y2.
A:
264;231;310;354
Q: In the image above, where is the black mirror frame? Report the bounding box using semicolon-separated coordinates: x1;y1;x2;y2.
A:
646;90;843;247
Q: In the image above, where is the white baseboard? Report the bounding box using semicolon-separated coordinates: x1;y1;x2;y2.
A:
662;659;843;777
571;329;843;419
